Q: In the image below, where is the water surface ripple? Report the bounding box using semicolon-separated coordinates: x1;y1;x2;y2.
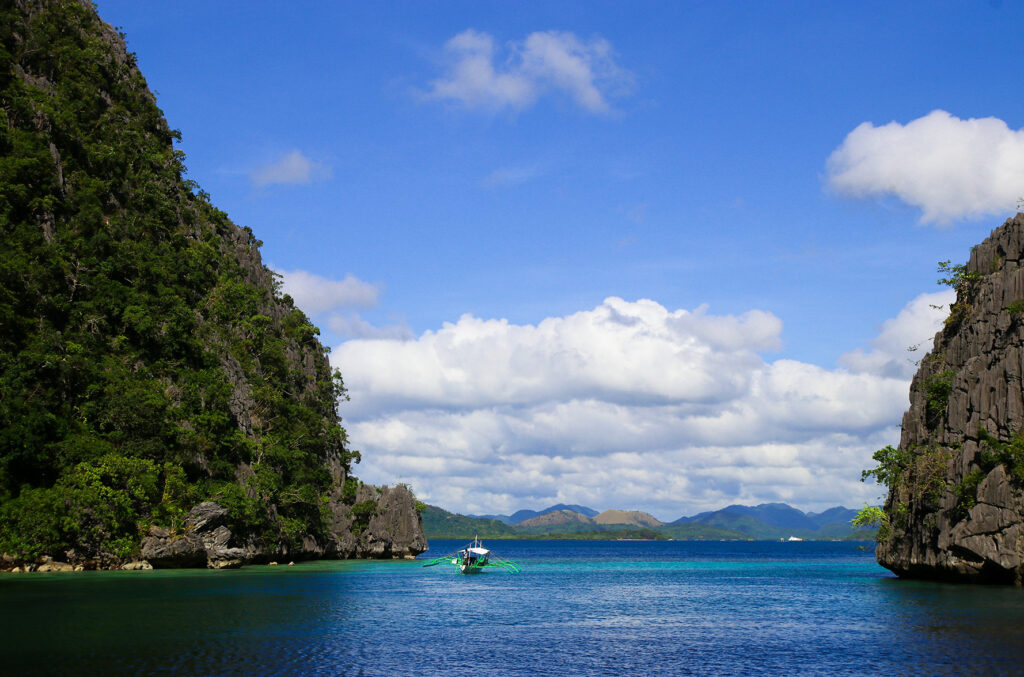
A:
3;540;1023;675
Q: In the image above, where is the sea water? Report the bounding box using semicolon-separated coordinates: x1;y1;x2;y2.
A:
2;540;1024;675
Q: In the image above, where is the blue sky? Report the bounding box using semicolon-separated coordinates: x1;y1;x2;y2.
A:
95;1;1024;519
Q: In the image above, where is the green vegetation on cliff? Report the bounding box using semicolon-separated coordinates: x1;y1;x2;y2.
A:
0;1;359;563
866;236;1024;582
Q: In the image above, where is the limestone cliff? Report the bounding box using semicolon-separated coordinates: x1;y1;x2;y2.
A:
140;484;427;569
877;213;1024;583
0;0;425;569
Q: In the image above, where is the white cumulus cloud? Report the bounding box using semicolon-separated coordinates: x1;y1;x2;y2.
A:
274;268;379;315
332;296;935;520
423;29;631;114
826;110;1024;224
336;297;781;415
251;150;328;188
839;290;954;378
327;313;413;341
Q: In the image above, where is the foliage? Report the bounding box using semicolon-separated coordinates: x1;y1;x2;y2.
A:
978;429;1024;483
860;442;949;539
1006;300;1024;317
955;428;1024;516
892;501;910;531
0;454;161;560
0;1;356;562
151;462;199;530
851;505;890;543
861;443;949;499
924;369;956;422
936;260;982;293
912;446;952;504
936;260;982;329
349;500;378;537
953;468;986;516
341;477;361;504
0;487;64;560
861;445;910;489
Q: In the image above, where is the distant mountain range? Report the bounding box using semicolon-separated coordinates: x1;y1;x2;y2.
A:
471;504;600;524
423;502;874;541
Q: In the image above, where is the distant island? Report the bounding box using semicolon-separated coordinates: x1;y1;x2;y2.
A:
423;502;876;541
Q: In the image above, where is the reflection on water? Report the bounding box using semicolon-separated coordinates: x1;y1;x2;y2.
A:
2;542;1023;676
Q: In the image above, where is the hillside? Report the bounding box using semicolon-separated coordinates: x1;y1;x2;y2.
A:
517;509;596;529
423;505;669;539
478;504;600;524
0;0;424;570
420;505;519;539
594;509;663;528
677;503;862;540
874;214;1024;583
421;502;874;540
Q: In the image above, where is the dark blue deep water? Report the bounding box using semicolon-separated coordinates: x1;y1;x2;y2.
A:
3;540;1024;675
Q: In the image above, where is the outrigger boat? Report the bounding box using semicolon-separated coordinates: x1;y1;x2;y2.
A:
422;536;520;574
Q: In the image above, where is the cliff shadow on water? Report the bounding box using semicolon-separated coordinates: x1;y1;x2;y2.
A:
874;213;1024;584
0;0;425;571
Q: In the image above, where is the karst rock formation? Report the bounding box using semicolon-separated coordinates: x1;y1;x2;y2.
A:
878;213;1024;584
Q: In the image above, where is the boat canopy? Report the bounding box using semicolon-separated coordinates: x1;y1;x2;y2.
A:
422;537;520;573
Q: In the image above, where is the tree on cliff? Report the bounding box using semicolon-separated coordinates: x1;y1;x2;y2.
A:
0;0;362;565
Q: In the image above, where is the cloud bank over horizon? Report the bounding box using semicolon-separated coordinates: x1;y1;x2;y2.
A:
332;294;950;520
423;29;632;114
826;110;1024;225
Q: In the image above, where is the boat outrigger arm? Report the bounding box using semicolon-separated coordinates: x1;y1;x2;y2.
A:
422;536;521;573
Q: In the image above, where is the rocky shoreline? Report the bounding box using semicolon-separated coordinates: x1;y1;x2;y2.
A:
2;484;427;573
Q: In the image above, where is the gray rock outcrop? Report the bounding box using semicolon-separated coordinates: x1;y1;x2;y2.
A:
356;484;429;558
141;503;244;568
877;213;1024;584
140;487;427;569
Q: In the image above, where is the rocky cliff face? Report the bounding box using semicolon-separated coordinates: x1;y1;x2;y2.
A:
877;214;1024;584
0;0;425;570
140;484;427;569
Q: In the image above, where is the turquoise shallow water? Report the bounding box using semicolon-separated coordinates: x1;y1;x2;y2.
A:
3;540;1024;675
